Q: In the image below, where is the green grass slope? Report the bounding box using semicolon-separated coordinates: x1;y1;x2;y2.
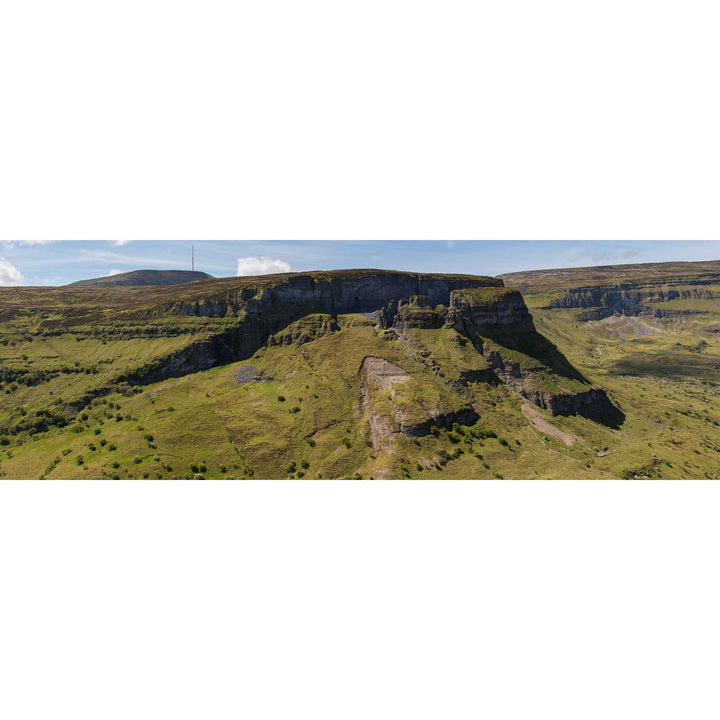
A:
4;264;720;479
0;310;616;480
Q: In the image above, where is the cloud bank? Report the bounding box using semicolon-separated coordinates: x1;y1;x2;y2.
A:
0;259;23;285
236;256;291;276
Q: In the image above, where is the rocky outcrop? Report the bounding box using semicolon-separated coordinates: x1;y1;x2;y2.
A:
267;314;339;346
480;343;622;424
360;356;479;445
448;287;533;335
549;284;720;318
167;271;501;320
395;408;480;437
532;388;619;421
119;270;621;426
392;296;446;330
146;272;505;372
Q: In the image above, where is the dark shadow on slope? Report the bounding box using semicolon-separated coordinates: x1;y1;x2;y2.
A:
479;328;626;429
484;328;591;384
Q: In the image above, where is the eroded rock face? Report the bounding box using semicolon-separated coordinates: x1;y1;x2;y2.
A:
170;272;501;320
449;288;534;335
267;314;339;347
360;356;479;443
550;284;720;319
362;357;411;391
360;357;411;453
129;270;621;426
395;408;479;437
392;295;446;330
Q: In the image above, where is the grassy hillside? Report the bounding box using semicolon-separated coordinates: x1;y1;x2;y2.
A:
4;263;720;479
501;260;720;479
0;313;616;480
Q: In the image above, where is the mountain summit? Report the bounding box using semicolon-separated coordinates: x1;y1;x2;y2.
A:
68;269;213;288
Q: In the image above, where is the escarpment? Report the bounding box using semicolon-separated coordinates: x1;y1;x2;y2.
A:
122;272;617;424
135;272;503;376
30;269;614;427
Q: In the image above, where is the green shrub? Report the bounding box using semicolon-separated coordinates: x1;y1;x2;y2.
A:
342;437;352;448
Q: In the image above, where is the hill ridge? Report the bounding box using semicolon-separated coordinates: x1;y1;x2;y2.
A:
68;269;214;288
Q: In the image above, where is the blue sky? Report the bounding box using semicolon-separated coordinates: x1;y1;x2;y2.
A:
1;240;720;286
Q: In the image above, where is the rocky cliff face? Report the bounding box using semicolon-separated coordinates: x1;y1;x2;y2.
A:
155;272;503;365
550;284;720;318
130;270;619;425
167;272;501;319
448;287;533;334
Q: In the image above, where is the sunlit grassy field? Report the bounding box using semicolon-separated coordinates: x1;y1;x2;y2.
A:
4;263;720;479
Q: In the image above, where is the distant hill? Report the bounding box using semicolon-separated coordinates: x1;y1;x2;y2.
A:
68;269;214;288
498;259;720;292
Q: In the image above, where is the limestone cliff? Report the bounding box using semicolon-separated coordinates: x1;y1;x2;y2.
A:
124;269;619;424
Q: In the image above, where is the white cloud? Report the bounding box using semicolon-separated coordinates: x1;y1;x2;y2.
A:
0;259;24;286
107;268;124;276
111;240;132;246
236;256;291;276
2;240;56;249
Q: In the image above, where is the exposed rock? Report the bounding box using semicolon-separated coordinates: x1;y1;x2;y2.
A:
361;357;412;391
396;407;479;437
360;356;479;441
267;314;339;346
392;296;445;330
449;287;533;335
233;365;262;384
110;270;620;427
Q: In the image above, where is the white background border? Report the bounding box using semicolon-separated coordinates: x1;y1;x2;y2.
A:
2;2;720;718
